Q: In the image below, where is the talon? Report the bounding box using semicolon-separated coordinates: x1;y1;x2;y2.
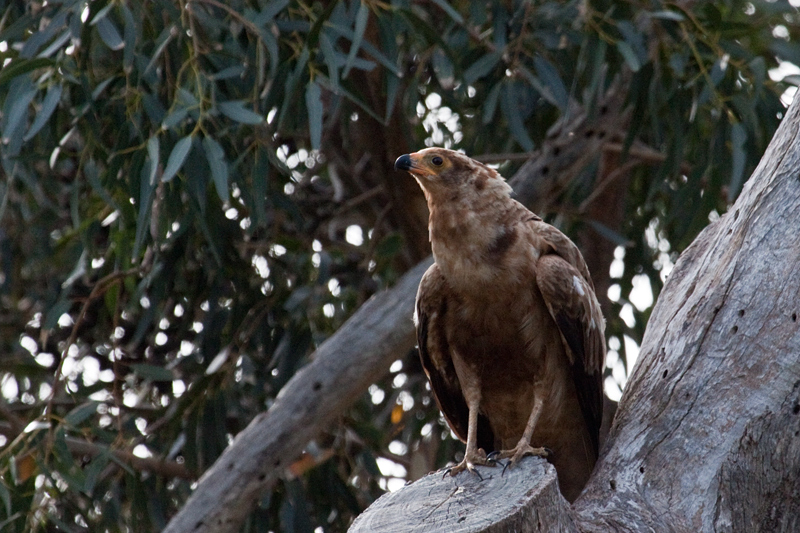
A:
492;442;550;475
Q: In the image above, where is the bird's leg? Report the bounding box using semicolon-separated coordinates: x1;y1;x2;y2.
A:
495;396;549;469
444;353;493;477
444;395;492;477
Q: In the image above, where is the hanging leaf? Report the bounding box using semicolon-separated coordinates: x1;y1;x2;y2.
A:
616;40;641;72
500;83;534;151
218;100;264;124
2;78;37;143
0;58;52;88
146;136;160;185
96;16;125;51
24;83;62;141
203;137;229;201
533;57;569;111
64;401;100;426
162;107;189;130
462;51;502;85
162;136;193;182
305;82;323;150
121;3;137;72
133;152;157;259
319;32;340;89
482;82;502;124
430;0;464;24
0;482;10;518
342;2;369;78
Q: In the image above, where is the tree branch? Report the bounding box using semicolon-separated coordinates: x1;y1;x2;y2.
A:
0;422;192;480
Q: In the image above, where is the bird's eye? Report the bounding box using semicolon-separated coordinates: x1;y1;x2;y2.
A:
432;156;443;166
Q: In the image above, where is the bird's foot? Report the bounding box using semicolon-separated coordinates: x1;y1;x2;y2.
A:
443;448;493;480
493;442;551;475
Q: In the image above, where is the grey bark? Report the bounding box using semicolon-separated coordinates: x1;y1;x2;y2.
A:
574;93;800;532
349;457;577;533
350;96;800;532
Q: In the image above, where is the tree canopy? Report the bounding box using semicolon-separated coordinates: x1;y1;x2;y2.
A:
0;0;798;531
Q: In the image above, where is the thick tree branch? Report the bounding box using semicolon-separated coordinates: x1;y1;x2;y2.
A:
574;92;800;532
163;258;430;533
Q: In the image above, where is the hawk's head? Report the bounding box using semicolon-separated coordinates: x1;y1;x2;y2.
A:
394;148;510;200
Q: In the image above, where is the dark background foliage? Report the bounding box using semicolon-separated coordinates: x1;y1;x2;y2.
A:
0;0;797;530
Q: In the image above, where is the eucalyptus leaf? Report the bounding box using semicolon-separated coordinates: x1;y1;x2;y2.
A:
616;40;641;72
133;154;156;259
482;82;502;124
463;51;502;85
147;136;160;185
0;482;10;518
162;136;193;182
203;137;229;201
319;32;340;89
122;4;137;71
500;83;534;151
1;78;37;143
162;107;189;130
24;83;62;141
0;58;53;88
64;401;100;426
342;2;369;78
218;100;264;124
305;82;323;150
533;57;569;111
430;0;464;24
96;16;124;51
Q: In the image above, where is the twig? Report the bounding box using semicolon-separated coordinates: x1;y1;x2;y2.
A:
0;422;193;479
45;268;140;422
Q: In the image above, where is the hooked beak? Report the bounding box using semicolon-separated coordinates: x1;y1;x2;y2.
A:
394;153;414;172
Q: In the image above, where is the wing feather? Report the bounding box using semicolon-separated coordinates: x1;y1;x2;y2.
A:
416;265;495;452
533;227;606;454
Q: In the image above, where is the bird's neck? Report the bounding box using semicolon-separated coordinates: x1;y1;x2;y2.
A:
426;187;521;291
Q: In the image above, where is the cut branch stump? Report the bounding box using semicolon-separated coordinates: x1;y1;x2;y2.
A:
349;456;577;533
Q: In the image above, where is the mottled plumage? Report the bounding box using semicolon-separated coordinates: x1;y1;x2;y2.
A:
395;148;606;502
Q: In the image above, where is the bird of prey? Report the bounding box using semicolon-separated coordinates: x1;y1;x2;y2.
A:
395;148;606;502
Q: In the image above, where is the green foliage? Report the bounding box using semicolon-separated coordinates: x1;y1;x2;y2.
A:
0;0;797;530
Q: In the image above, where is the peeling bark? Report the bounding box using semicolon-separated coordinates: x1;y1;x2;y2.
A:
575;92;800;532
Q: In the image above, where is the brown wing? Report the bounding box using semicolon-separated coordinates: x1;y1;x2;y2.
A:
415;264;495;452
533;226;606;454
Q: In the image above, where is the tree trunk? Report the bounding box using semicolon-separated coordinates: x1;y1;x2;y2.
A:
349;96;800;532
